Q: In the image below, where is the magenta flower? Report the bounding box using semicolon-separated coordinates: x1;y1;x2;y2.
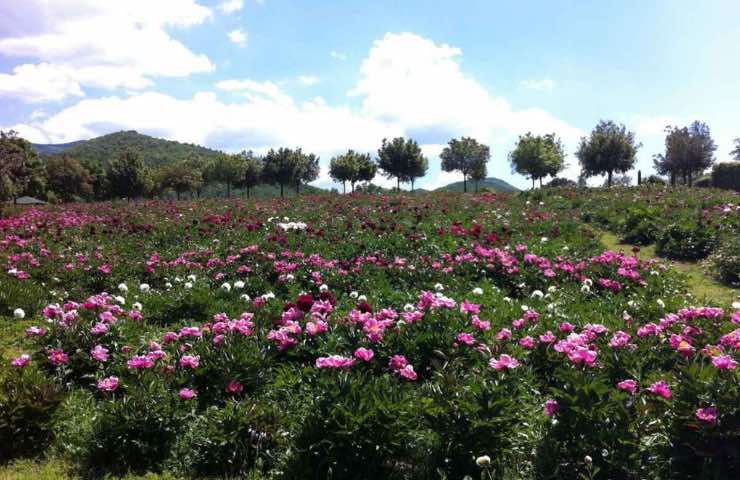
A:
11;354;31;368
388;355;409;371
315;355;355;369
179;355;200;369
617;379;638;395
457;332;476;346
179;388;197;400
519;336;537;349
496;328;512;341
354;347;374;362
227;379;244;394
25;326;47;337
711;355;737;370
398;364;417;381
695;406;718;424
539;331;556;344
489;354;520;371
647;380;672;399
127;355;155;370
544;399;559;417
48;348;69;366
97;376;119;392
90;345;109;362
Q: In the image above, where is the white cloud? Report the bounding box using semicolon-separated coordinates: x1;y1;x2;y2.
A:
298;75;320;85
0;0;213;101
0;63;84;102
520;78;555;90
8;31;586;188
228;29;248;46
219;0;244;14
330;50;347;61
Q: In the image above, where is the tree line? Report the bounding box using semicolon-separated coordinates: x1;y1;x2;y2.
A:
2;122;739;204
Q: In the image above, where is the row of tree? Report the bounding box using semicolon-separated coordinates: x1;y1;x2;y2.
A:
2;124;738;203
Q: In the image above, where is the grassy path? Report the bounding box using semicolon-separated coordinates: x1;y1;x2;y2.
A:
599;231;738;306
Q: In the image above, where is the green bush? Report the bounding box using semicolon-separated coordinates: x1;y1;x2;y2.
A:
0;367;62;462
711;237;740;287
656;223;716;260
620;208;660;245
167;400;284;478
711;162;740;191
693;176;712;188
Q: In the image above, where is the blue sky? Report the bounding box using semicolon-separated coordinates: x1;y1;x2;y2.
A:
1;0;739;189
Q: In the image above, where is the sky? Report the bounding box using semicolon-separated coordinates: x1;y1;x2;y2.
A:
1;0;739;190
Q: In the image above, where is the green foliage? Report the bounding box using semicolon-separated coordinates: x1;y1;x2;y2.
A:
105;150;150;199
509;132;565;189
711;236;740;287
656;222;716;260
710;161;740;191
440;137;490;193
576;120;639;187
546;177;577;188
655;122;717;186
329;150;376;193
620;207;661;245
44;155;93;202
0;130;44;202
377;137;428;191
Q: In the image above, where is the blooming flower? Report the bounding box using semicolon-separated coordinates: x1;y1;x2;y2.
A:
179;355;200;369
179;388;197;400
695;406;718;424
647;380;672;399
227;379;244;394
544;399;560;417
617;379;638;395
128;355;155;370
489;354;520;371
90;345;109;362
13;308;25;319
316;355;355;369
398;364;418;380
457;332;476;346
48;348;69;366
11;354;31;368
354;347;374;362
98;376;119;391
711;355;737;370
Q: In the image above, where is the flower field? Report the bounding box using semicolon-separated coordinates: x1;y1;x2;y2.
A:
1;187;738;479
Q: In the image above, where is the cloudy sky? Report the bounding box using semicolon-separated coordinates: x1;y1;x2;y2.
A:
1;0;739;190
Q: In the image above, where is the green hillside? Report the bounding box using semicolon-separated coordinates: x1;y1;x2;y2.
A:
435;177;519;193
33;130;223;167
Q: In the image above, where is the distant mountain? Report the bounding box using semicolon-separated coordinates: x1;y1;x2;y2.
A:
435;177;519;193
33;130;224;167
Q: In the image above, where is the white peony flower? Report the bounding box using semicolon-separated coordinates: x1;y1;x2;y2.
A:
184;282;193;289
475;455;491;466
349;291;359;299
234;281;245;289
132;302;143;311
472;287;484;295
115;295;126;305
118;283;129;293
319;284;329;293
221;283;232;292
434;283;444;292
13;308;25;319
139;283;150;293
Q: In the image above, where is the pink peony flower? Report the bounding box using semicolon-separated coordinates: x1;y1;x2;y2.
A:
179;388;197;400
354;347;374;362
25;326;46;337
227;379;244;394
11;354;31;368
90;345;109;362
695;406;718;424
544;399;559;417
388;355;409;371
127;355;155;370
179;355;200;369
539;331;556;344
647;380;672;399
711;355;737;370
519;336;537;349
496;328;512;341
617;379;638;395
316;355;355;369
559;322;575;333
398;364;417;381
489;354;520;371
457;332;476;346
48;348;69;366
97;376;119;391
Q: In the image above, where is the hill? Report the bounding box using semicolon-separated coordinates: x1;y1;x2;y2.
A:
33;130;224;167
435;177;519;193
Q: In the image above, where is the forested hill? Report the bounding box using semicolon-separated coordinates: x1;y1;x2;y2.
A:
32;131;224;167
435;177;519;193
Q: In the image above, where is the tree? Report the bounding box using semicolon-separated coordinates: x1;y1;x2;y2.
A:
654;122;716;186
204;154;244;198
470;157;487;192
263;148;298;198
293;150;320;194
509;133;566;189
0;130;43;203
236;151;263;199
157;161;203;200
732;139;740;161
45;155;93;202
440;137;490;193
105;150;149;199
377;137;427;191
329;150;376;193
576;120;639;187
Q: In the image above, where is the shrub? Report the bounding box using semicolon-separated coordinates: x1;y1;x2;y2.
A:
656;223;716;260
644;175;666;185
620;207;660;245
693;175;712;188
0;367;62;462
167;400;285;478
711;237;740;287
546;177;577;188
711;162;740;191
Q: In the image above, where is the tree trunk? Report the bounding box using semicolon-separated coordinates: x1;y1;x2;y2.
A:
607;170;613;187
411;178;415;192
176;190;181;201
351;181;355;193
532;177;535;190
342;181;346;194
670;172;676;186
397;177;400;192
688;171;693;186
463;175;467;193
539;177;543;188
296;181;300;195
246;186;250;199
226;182;231;198
280;184;284;198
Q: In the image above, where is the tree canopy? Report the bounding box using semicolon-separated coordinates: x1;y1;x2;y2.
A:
105;150;150;199
0;130;43;202
329;150;376;193
576;120;639;187
377;137;427;191
653;122;717;186
509;133;565;189
440;137;490;193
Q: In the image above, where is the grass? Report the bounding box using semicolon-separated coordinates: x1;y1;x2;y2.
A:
0;459;187;480
599;231;738;305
